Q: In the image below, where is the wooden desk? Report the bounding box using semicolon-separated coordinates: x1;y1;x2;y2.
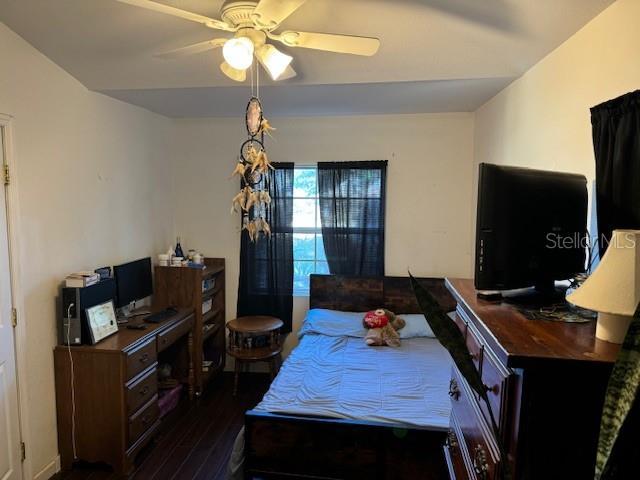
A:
444;278;619;480
54;308;194;475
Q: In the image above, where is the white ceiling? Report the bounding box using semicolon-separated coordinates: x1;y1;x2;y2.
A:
0;0;615;117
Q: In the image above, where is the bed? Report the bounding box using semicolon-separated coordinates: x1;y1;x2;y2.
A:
237;274;457;479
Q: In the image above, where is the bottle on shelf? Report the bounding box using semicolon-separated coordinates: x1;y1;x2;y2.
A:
175;236;185;258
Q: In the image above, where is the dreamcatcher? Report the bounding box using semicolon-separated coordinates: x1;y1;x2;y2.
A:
230;70;276;242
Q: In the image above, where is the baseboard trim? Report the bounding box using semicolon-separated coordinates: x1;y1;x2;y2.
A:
33;455;60;480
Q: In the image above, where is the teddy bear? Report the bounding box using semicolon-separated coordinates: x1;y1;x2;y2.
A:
363;308;406;347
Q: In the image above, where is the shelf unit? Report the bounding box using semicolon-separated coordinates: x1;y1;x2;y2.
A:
154;258;226;395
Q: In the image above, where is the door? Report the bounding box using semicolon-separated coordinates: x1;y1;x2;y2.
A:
0;126;22;480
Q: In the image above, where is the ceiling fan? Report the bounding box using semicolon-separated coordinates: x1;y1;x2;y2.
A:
116;0;381;82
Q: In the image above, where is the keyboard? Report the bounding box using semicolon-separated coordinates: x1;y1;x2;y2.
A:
144;307;178;324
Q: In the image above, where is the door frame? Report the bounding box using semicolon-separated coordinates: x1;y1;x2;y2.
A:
0;113;32;480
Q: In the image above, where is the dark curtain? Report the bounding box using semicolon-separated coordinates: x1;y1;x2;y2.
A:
318;161;387;276
237;162;294;333
591;90;640;257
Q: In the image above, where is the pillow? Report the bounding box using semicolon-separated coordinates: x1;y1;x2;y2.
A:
299;309;456;340
397;311;457;339
298;309;367;339
397;314;435;338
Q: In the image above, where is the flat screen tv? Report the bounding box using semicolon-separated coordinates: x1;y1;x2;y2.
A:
475;163;588;298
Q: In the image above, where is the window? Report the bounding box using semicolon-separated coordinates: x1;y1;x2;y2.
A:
293;167;329;294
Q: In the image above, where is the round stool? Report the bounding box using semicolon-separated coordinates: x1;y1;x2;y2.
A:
226;316;283;396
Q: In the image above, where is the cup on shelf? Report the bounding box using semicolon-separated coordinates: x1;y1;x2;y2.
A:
193;253;203;265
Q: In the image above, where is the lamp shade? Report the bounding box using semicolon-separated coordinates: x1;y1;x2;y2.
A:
256;44;293;81
220;61;247;82
222;37;254;70
567;230;640;315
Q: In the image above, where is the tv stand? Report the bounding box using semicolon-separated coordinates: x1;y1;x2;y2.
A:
445;278;618;480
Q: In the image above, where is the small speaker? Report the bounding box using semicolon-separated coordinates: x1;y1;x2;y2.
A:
60;279;116;345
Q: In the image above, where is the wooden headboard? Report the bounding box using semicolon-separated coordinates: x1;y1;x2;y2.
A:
309;274;456;314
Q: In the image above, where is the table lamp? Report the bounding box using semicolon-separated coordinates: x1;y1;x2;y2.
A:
567;229;640;344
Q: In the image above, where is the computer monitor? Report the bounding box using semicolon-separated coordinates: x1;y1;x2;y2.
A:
475;163;588;299
113;257;153;308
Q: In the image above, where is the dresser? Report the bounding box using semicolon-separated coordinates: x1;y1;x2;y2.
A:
444;279;619;480
54;308;194;475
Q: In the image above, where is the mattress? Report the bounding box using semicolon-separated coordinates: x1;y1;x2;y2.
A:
254;310;453;429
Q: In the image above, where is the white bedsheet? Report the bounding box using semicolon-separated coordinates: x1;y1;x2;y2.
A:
254;333;453;429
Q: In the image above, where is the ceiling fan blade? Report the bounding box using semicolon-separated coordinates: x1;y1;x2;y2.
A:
272;31;380;56
220;62;247;82
251;0;307;29
155;38;227;59
116;0;232;31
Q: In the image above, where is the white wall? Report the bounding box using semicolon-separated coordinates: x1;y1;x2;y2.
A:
472;0;640;273
474;0;640;179
0;23;174;479
170;113;475;356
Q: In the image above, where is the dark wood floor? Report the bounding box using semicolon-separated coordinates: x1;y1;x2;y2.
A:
51;373;271;480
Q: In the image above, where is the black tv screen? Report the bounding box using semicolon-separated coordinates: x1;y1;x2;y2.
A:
475;163;588;292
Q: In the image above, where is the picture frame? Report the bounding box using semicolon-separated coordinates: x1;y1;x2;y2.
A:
85;300;119;344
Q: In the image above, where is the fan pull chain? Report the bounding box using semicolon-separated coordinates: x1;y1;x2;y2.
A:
250;62;255;97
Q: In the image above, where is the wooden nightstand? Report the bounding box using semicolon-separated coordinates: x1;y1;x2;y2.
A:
226;316;283;395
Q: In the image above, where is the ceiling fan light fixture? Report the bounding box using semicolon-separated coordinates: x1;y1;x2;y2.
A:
222;37;254;70
256;44;293;81
119;0;383;84
278;64;297;81
220;61;247;82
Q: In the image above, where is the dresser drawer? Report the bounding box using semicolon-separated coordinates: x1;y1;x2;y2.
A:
126;339;157;381
456;306;483;370
128;395;159;447
444;411;470;480
126;366;158;415
450;367;500;480
157;315;194;352
454;306;510;429
480;347;511;426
